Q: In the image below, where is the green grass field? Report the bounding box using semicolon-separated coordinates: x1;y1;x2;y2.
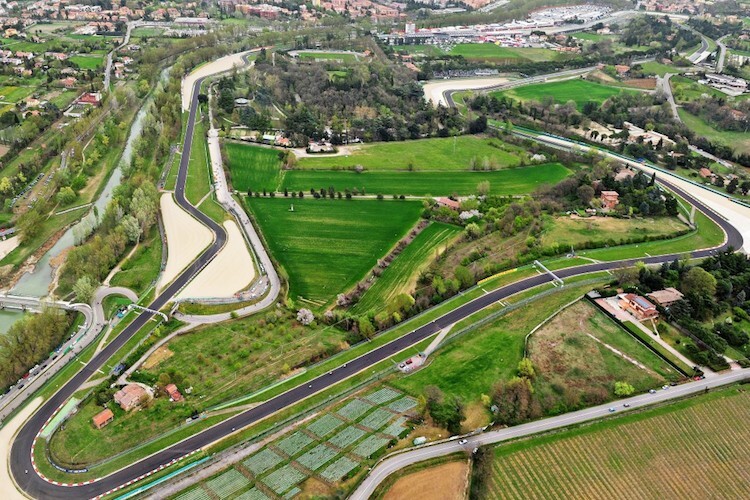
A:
225;141;283;192
670;75;725;103
540;215;688;249
69;54;105;70
0;85;34;102
282;163;572;197
297;51;358;63
678;109;750;155
486;388;750;498
495;79;636;111
297;136;528;171
186;119;212;205
352;222;462;314
245;197;423;306
449;43;559;63
47;89;77;109
392;45;446;57
638;61;687;77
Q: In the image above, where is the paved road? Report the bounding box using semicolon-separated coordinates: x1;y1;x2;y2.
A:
8;55;747;499
351;369;750;499
103;22;135;91
716;34;729;73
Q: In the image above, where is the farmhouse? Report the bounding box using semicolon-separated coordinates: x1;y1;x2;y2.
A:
165;383;183;402
647;287;684;308
437;197;460;210
620;293;658;321
114;384;149;411
92;408;114;429
600;190;619;210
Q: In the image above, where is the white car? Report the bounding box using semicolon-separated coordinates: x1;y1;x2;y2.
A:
458;439;468;445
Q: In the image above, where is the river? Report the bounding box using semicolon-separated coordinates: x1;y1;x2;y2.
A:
11;68;171;299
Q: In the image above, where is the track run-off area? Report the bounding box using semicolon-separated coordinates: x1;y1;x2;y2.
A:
8;51;750;499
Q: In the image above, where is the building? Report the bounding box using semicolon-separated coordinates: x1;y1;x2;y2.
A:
165;383;183;402
92;408;114;429
114;384;149;411
699;167;715;180
437;197;460;210
600;190;619;210
647;287;684;308
620;293;658;321
614;168;636;182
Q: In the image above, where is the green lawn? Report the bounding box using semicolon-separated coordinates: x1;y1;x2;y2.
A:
297;51;358;63
47;89;77;109
670;75;725;103
352;222;462;315
638;61;687;77
392;45;446;57
281;163;572;197
0;85;34;102
540;215;689;249
449;43;559;63
678;109;750;155
495;79;636;111
296;136;528;171
186;118;212;205
225;141;283;192
110;226;162;295
245;197;423;307
69;54;105;70
571;32;611;42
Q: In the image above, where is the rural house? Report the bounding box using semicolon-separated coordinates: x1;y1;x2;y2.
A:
647;288;684;308
620;293;658;321
600;190;619;210
92;408;114;429
114;384;149;411
165;383;183;402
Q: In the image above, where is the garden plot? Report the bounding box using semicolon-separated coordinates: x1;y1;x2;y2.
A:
388;396;418;413
262;464;306;495
321;456;360;483
306;414;345;438
206;468;250;498
353;435;391;459
295;443;338;471
364;387;402;405
243;448;284;476
235;488;270;500
359;408;395;431
328;426;367;449
383;417;409;438
337;399;373;421
276;431;314;456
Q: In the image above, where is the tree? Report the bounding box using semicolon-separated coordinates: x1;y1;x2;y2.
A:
476;180;490;197
120;214;141;243
73;275;95;303
613;266;639;286
423;386;465;434
492;377;539;426
464;222;481;240
130;186;156;241
17;208;44;243
614;381;635;397
577;184;595;205
517;358;535;379
681;267;716;298
56;186;77;205
358;316;375;339
296;308;314;326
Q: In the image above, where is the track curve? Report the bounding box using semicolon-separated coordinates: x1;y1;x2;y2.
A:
9;62;745;499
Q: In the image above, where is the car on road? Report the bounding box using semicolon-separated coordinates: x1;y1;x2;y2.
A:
608;407;616;413
623;403;630;408
649;389;657;394
662;385;669;390
458;439;468;445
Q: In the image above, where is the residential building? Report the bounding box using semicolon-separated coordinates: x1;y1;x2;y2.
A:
165;383;183;402
600;190;619;210
620;293;659;320
647;288;684;308
437;197;460;210
114;384;149;411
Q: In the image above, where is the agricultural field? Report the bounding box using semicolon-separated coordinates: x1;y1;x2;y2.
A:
352;222;462;315
678;109;750;155
539;215;689;250
449;43;561;63
282;163;572;197
296;136;529;171
174;386;417;499
225;141;283;192
529;300;680;413
0;85;34;103
486;388;750;498
383;460;469;500
495;79;637;111
245;197;423;307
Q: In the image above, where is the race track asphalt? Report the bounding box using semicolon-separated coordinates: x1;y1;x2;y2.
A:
9;76;744;500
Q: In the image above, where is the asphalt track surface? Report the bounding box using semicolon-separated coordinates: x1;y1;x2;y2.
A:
10;76;745;500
